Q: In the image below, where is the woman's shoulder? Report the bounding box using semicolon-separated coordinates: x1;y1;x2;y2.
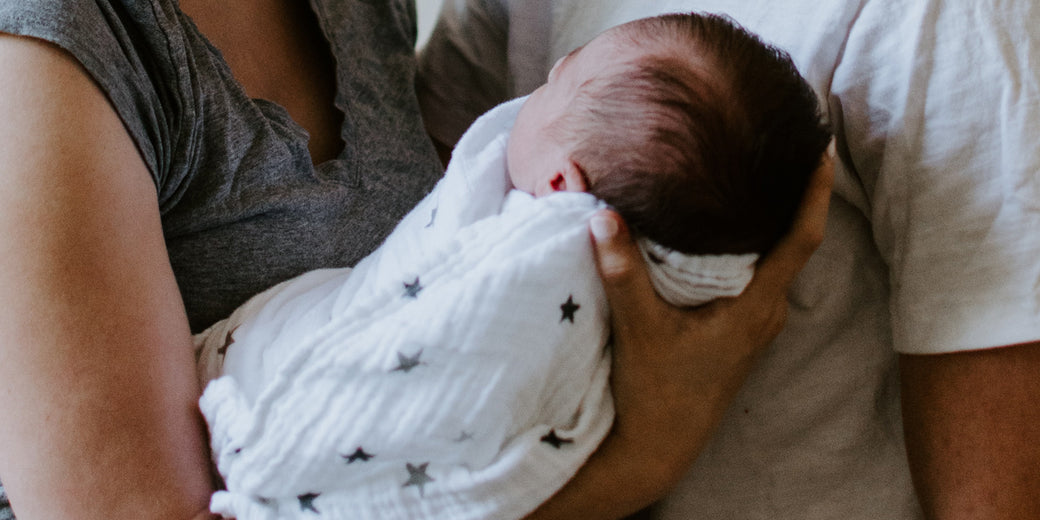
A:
0;0;196;184
0;0;185;88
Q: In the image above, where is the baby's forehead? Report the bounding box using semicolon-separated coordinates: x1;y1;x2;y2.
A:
588;24;699;68
574;30;656;71
607;17;719;57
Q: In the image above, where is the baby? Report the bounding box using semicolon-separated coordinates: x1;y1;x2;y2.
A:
194;12;830;520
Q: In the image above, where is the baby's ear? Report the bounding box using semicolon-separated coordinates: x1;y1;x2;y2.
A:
551;160;588;193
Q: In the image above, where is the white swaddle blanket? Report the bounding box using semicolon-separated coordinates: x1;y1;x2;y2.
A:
195;97;757;519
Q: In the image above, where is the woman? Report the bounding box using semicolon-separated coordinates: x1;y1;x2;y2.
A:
0;0;829;518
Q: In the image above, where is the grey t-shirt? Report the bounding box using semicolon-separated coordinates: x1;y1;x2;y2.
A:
0;0;441;515
0;0;442;331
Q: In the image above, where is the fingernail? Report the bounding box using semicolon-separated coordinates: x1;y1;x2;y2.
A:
826;138;837;158
590;214;618;241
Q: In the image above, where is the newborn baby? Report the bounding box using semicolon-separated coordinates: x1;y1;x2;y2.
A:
194;12;829;519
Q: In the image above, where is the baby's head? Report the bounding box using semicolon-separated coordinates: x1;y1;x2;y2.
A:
507;12;831;255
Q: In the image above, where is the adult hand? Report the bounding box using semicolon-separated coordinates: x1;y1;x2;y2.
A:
526;146;833;520
591;143;835;492
525;147;833;520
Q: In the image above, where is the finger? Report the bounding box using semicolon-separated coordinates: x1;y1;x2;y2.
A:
783;140;835;260
745;140;835;302
589;210;663;337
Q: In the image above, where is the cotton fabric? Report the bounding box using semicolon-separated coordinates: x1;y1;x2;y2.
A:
418;1;1040;518
195;98;614;519
195;96;757;519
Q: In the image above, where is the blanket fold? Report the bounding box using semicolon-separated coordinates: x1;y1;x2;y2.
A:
195;96;755;519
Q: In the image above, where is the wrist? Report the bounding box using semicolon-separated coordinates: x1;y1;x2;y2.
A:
524;423;683;520
608;416;698;498
610;373;730;492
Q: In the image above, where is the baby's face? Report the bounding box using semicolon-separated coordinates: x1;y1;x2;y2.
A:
506;28;635;196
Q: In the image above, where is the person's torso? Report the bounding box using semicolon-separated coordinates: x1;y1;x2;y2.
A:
179;0;346;165
522;2;921;518
0;0;444;333
165;0;443;331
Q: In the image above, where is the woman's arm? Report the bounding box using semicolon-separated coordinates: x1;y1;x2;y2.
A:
525;149;834;519
900;343;1040;520
0;35;214;519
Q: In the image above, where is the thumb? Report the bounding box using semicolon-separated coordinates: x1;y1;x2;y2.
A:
589;210;661;332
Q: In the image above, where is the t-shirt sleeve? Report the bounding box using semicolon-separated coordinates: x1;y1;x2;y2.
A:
831;0;1040;354
0;0;188;190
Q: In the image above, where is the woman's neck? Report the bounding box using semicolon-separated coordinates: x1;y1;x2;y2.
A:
179;0;345;164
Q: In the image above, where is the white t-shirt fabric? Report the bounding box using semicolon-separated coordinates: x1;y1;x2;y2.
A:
417;1;1040;518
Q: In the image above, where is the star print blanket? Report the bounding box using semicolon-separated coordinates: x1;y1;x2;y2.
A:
194;96;756;520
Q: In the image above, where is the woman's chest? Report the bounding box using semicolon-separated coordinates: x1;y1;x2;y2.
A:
179;0;343;164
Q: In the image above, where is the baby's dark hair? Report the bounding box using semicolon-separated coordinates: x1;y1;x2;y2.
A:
554;12;831;254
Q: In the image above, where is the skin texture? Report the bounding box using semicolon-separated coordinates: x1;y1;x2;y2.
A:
0;35;216;519
505;38;603;196
0;2;337;518
901;342;1040;519
178;0;343;164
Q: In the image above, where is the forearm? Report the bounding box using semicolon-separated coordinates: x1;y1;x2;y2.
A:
524;358;746;520
0;294;215;520
524;422;692;520
900;341;1040;519
0;35;214;519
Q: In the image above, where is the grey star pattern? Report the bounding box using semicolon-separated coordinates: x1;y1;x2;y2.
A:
540;428;574;449
560;295;580;323
343;446;374;464
453;431;474;443
403;277;423;298
298;493;320;513
403;462;435;497
425;207;438;228
391;349;424;373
